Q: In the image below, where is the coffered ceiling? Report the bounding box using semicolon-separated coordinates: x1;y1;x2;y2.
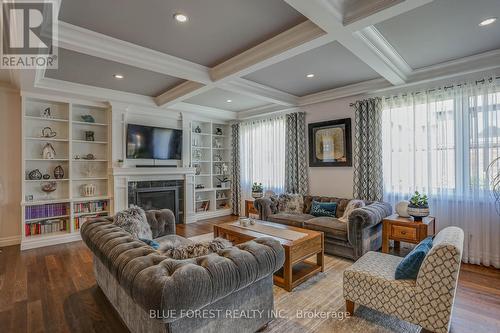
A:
376;0;500;69
45;49;183;97
185;88;269;112
244;41;382;96
58;0;305;67
13;0;500;118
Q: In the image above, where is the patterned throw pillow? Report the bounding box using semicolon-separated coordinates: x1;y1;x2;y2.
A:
113;206;153;239
395;236;433;280
277;193;304;214
310;201;337;217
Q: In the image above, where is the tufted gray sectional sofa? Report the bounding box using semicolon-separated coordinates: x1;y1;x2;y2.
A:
254;195;392;260
81;209;285;333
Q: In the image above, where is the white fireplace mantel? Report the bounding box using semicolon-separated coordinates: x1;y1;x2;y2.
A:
111;167;196;223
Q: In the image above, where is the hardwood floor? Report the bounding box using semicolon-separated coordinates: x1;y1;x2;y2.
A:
0;216;498;333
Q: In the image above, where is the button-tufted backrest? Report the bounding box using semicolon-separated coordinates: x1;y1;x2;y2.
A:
145;209;176;238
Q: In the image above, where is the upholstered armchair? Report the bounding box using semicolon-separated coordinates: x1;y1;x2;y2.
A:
343;226;464;333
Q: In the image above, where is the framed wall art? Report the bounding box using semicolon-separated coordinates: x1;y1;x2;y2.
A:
308;118;352;167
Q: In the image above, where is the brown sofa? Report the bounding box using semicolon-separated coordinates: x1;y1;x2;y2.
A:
254;195;392;260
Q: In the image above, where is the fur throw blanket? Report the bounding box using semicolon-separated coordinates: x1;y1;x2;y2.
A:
113;206;153;239
161;238;232;259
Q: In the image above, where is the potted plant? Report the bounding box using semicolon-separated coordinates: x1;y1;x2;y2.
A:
407;191;430;221
252;182;264;198
217;176;231;189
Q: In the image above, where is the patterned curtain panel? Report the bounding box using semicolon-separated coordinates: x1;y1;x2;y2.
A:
352;98;383;201
285;112;309;195
231;123;241;215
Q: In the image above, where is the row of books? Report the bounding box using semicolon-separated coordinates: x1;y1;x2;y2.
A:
25;219;69;236
74;213;108;230
25;203;69;220
74;200;108;213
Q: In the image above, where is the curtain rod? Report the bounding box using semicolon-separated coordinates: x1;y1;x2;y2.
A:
349;76;500;106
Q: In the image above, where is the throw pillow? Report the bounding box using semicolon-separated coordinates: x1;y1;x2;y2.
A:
139;238;160;250
113;206;153;239
277;193;304;214
161;238;232;259
338;199;366;222
395;236;433;280
310;201;337;217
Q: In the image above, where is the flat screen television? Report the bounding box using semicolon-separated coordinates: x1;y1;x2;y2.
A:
126;124;182;160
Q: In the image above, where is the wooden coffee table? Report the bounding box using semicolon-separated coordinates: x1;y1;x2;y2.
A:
214;220;324;291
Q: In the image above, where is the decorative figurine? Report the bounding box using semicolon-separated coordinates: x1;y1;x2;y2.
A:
194;126;202;133
85;131;95;141
41;127;57;138
81;184;96;197
215;127;223;135
42;143;56;159
41;182;57;193
53;165;64;179
81;115;95;123
74;154;81;160
214;139;223;148
40;107;52;118
28;169;42;180
222;163;229;174
42;174;51;180
83;153;96;160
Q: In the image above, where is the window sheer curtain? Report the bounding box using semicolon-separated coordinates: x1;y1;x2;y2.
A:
239;115;286;213
382;78;500;268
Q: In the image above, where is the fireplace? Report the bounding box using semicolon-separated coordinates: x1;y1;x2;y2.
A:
128;180;184;224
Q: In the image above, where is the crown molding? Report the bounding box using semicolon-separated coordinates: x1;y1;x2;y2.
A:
298;78;391;106
223;78;299;106
408;49;500;84
237;104;298;120
356;26;412;77
343;0;434;31
57;21;211;83
172;102;238;121
209;20;326;81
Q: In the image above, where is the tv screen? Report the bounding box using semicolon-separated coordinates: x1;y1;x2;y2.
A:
126;124;182;160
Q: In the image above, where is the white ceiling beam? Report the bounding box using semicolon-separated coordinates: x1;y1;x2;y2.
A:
222;78;299;106
57;22;211;84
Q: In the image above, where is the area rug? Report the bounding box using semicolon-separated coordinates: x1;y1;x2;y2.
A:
188;233;421;333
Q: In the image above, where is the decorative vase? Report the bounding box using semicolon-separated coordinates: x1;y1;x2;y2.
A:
396;200;410;217
28;169;42;180
252;191;263;199
407;205;430;221
53;165;64;179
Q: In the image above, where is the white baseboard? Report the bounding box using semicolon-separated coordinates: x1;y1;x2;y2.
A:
0;235;21;247
194;209;232;222
20;233;81;250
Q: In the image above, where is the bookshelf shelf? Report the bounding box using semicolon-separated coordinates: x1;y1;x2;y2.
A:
21;97;111;250
191;121;233;219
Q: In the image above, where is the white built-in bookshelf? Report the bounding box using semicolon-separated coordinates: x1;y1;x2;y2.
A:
191;121;232;219
21;96;111;250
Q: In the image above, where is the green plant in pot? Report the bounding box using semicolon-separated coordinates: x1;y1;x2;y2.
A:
252;182;264;199
407;191;430;221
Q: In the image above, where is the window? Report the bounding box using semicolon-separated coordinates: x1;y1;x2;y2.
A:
239;115;286;199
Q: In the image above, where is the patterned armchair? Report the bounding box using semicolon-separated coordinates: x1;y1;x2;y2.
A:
343;226;464;333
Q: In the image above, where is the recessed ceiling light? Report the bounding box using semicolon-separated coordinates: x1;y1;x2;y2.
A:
479;17;497;26
306;73;315;78
113;74;124;79
174;13;188;23
226;99;232;103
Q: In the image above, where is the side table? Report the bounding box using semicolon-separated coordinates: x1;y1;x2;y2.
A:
382;214;436;253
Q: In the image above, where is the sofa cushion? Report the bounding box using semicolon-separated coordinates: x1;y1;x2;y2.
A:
113;206;152;239
155;234;193;251
277;193;304;214
268;213;314;228
395;236;433;280
310;201;337;217
303;196;352;218
304;217;348;241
